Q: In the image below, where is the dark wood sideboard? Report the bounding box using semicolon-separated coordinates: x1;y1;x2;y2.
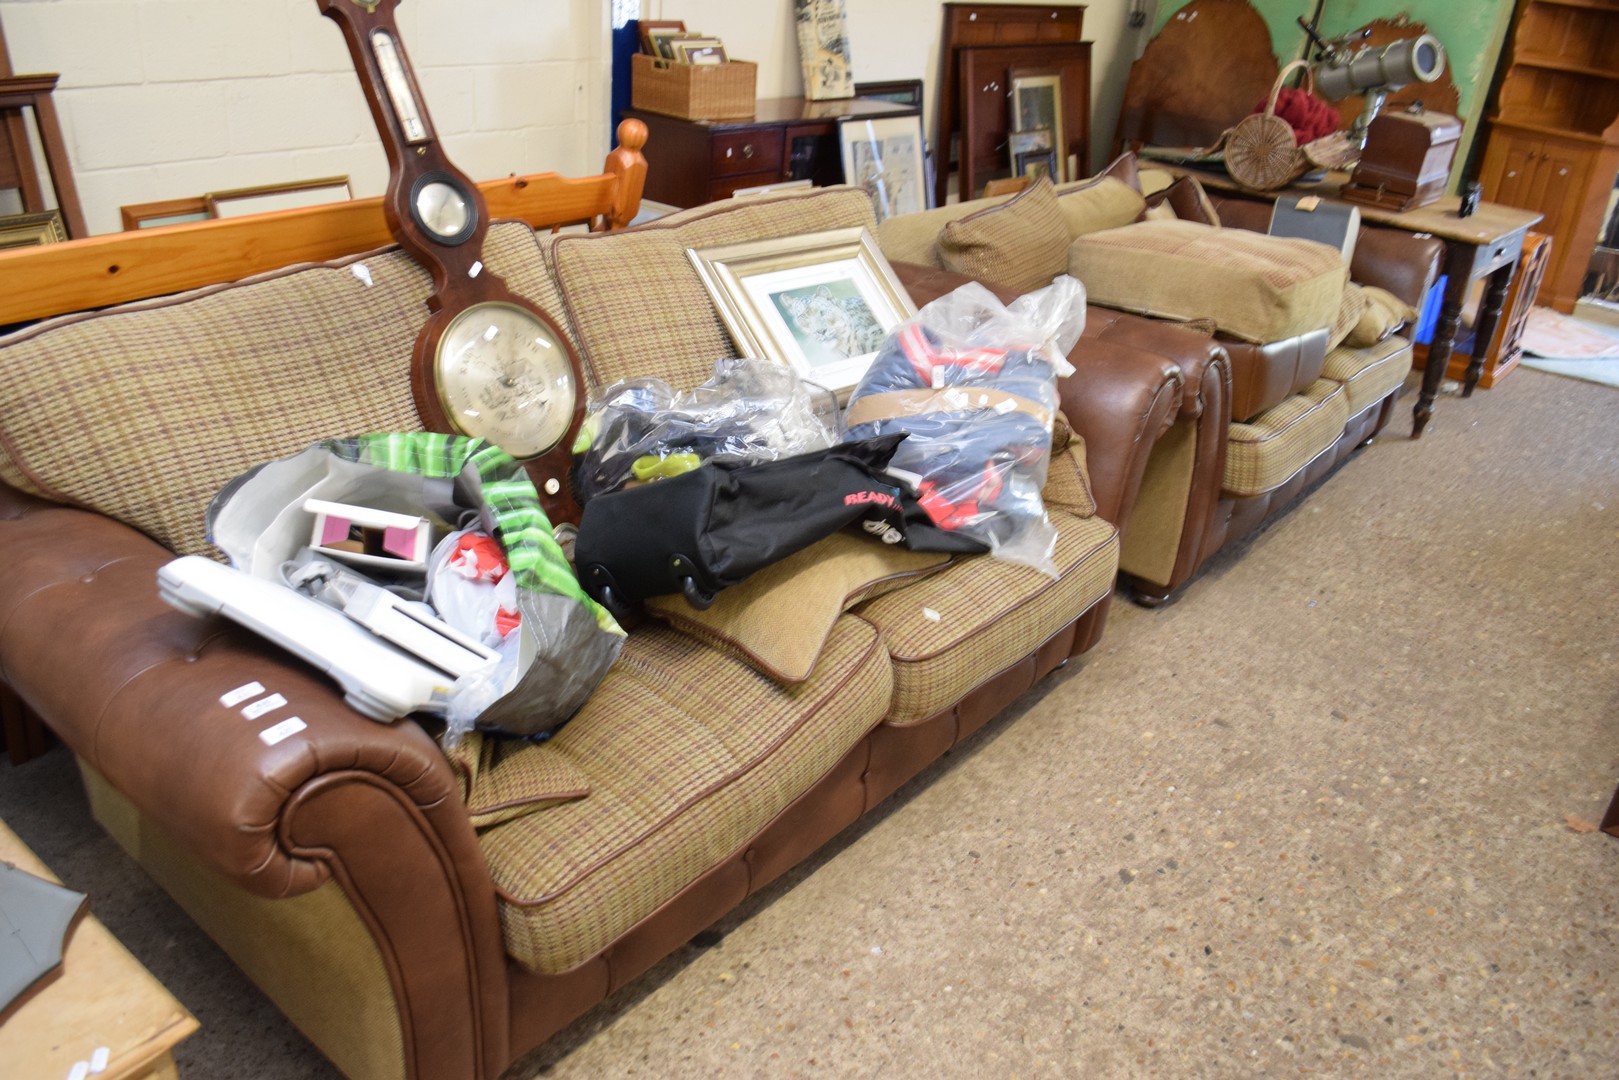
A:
625;96;919;208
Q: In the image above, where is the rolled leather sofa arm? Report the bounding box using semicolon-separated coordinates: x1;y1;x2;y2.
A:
893;261;1185;527
0;479;512;1078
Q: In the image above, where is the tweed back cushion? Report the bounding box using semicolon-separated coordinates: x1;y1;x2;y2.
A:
548;186;877;391
0;222;565;557
938;178;1072;294
1068;220;1347;343
1346;284;1417;347
873;193;1015;267
1054;176;1148;237
873;152;1144;270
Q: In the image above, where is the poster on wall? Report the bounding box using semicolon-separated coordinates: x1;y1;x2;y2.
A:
795;0;855;101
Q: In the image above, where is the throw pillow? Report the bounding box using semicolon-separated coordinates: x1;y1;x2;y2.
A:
1330;282;1368;350
1056;177;1148;237
644;532;952;683
442;732;593;829
938;177;1071;293
1143;175;1222;227
1345;284;1418;347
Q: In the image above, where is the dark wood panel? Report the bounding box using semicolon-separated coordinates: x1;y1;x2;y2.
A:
934;3;1086;205
958;42;1090;199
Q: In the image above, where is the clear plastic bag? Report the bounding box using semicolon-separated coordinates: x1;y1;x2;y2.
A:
571;357;841;504
843;275;1086;576
207;434;624;742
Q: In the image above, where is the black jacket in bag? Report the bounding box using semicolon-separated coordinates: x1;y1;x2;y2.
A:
573;434;982;618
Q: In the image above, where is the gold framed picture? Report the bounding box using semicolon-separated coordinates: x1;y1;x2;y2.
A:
204;176;353;219
0;210;67;250
687;227;917;394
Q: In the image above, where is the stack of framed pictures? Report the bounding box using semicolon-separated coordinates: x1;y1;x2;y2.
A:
638;20;729;65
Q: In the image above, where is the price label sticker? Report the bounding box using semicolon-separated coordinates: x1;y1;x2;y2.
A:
242;693;288;721
220;682;265;708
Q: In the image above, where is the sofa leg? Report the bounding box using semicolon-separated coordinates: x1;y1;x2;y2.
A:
1121;576;1174;608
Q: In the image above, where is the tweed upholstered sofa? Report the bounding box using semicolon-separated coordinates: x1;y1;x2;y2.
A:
875;154;1443;604
0;167;1192;1077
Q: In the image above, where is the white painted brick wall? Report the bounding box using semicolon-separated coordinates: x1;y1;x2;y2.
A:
0;0;609;234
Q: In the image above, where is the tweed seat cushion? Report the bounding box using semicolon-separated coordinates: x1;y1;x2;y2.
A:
0;222;566;557
852;508;1117;724
1223;379;1350;498
1321;336;1413;417
1068;220;1348;344
480;616;892;974
548;186;877;391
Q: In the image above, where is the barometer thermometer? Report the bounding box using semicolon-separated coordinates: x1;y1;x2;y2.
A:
318;0;586;522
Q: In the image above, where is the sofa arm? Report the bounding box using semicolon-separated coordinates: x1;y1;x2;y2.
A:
0;481;511;1079
892;262;1185;527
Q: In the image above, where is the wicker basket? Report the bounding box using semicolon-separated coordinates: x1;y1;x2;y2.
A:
631;53;757;120
1223;60;1314;191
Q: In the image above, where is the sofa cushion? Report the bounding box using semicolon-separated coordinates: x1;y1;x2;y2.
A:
0;222;563;557
1346;284;1417;348
549;186;877;392
1068;220;1348;344
1321;335;1413;416
1042;441;1097;518
1330;281;1368;350
1222;379;1350;497
938;178;1071;294
443;732;593;829
643;532;951;682
1142;175;1222;228
1055;177;1147;238
874;193;1014;268
872;152;1142;270
480;616;892;974
853;508;1117;724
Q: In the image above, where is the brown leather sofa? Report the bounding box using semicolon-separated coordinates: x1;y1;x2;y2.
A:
875;156;1443;604
0;176;1193;1079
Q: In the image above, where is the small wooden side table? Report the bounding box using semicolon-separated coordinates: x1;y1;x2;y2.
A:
0;820;198;1079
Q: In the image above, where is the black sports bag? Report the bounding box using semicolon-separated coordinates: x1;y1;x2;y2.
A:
573;433;983;618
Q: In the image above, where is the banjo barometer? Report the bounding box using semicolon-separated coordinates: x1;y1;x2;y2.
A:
318;0;584;521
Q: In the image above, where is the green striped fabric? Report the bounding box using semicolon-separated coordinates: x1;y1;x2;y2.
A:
334;433;623;639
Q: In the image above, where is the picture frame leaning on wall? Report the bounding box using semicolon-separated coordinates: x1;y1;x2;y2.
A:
838;114;927;225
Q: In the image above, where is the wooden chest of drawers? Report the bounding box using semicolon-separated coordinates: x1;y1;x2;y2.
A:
626;96;919;208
